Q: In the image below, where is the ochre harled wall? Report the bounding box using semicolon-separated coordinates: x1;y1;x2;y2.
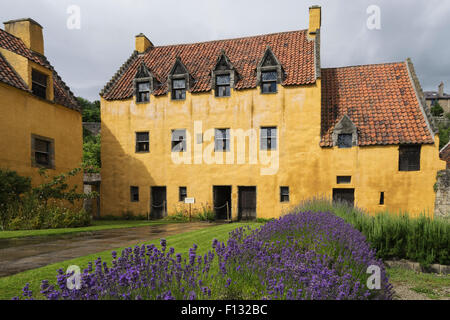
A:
0;82;83;189
100;81;446;219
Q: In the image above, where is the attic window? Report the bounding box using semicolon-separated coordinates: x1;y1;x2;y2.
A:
337;134;353;148
399;145;421;171
215;74;231;97
261;71;277;93
31;69;47;99
136;81;150;103
172;79;186;100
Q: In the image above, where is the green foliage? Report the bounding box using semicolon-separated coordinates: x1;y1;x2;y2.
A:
78;97;100;122
297;198;450;266
438;122;449;149
0;168;94;230
82;131;101;173
0;169;32;228
431;102;444;117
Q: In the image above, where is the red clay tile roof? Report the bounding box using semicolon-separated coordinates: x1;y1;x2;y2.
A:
320;62;435;147
440;142;450;168
101;29;317;99
0;28;80;112
0;52;28;91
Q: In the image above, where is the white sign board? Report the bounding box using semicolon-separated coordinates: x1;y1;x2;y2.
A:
184;197;195;204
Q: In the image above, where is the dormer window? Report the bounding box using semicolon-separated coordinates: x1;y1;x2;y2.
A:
134;63;157;103
261;71;277;93
168;57;192;101
332;115;358;148
211;51;238;98
32;69;47;99
136;81;150;103
215;74;230;97
172;79;186;100
257;46;283;94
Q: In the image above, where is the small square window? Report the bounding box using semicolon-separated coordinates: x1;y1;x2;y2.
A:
215;129;230;152
280;186;289;202
32;135;54;169
130;186;139;202
179;187;187;202
399;145;421;171
261;127;277;150
172;129;187;152
32;69;48;99
136;132;149;153
337;134;353;148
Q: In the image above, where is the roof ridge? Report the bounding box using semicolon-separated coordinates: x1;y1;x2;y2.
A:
151;29;308;49
322;61;405;70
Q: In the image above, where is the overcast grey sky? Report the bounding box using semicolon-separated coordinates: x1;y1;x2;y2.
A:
1;0;449;101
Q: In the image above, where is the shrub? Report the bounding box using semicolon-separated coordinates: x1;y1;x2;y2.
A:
0;168;93;230
431;103;444;117
297;198;450;266
14;211;392;300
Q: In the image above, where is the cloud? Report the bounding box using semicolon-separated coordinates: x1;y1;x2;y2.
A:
0;0;448;100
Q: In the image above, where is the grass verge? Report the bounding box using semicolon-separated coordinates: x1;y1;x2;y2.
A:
387;266;450;300
0;220;181;239
0;222;260;300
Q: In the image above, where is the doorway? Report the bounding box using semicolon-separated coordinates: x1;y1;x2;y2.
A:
150;186;167;219
332;188;355;207
238;186;257;221
213;186;232;220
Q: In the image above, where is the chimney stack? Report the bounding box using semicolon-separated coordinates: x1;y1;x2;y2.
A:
135;33;153;54
4;18;44;55
308;5;321;37
438;82;444;97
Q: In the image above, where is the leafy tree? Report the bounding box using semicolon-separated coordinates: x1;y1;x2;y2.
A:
83;131;101;172
431;102;444;117
78;97;100;122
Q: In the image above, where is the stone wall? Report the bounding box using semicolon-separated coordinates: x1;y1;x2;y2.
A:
434;169;450;218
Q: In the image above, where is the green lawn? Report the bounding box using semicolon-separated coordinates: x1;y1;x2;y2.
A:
387;266;450;300
0;220;181;239
0;222;260;300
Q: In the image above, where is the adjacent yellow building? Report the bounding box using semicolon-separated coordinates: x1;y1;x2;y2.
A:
0;18;83;188
100;6;446;219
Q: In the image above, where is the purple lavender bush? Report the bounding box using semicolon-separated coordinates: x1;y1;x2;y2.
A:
14;210;392;300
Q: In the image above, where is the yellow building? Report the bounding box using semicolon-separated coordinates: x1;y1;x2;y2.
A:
100;6;446;219
0;18;83;188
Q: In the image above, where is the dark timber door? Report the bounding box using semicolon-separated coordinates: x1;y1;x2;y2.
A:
151;187;167;219
213;186;231;220
238;186;256;220
332;188;355;207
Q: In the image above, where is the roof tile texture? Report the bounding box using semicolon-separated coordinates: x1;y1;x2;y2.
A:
102;30;316;99
320;63;434;146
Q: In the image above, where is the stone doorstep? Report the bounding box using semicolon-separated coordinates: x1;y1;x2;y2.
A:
385;259;450;275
